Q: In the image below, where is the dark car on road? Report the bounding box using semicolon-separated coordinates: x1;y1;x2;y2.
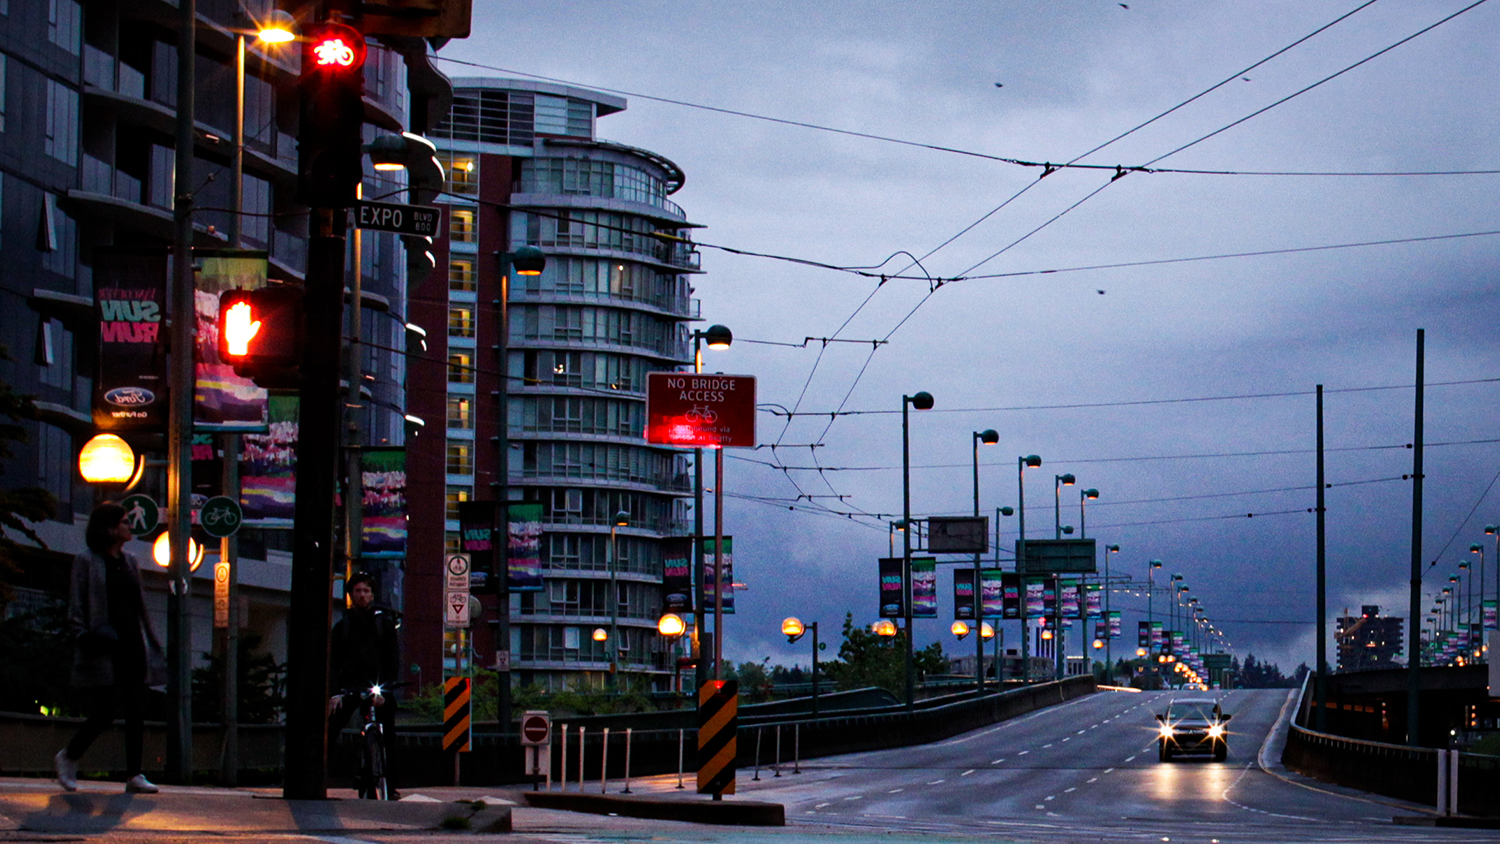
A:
1156;696;1231;761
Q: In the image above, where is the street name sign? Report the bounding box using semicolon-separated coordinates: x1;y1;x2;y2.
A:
645;372;756;448
353;200;441;237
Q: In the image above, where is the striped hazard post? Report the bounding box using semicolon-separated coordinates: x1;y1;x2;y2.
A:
443;676;472;752
697;679;738;796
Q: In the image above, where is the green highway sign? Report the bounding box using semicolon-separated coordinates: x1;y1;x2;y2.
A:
121;495;160;537
200;496;243;538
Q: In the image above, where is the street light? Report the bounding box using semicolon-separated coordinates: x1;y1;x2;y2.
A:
872;619;898;638
1079;489;1099;538
608;510;629;691
782;617;822;717
1017;455;1041;682
901;390;934;709
1473;542;1488;662
78;434;138;485
658;613;687;700
971;428;998;694
1103;544;1119;674
691;325;732;691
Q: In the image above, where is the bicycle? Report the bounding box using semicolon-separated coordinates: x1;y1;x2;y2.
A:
335;682;404;799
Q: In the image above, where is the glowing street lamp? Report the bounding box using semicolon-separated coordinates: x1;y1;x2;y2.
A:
78;434;138;484
782;617;822;716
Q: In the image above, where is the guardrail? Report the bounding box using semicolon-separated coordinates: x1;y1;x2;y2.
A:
1281;672;1499;816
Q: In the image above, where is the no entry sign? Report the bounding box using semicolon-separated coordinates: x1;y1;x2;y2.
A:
645;372;756;448
520;711;551;746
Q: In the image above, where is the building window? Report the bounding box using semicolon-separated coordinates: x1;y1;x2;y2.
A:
446;443;473;475
48;0;82;55
446;395;473;429
447;351;474;383
44;80;79;166
445;486;470;521
444;531;462;553
448;305;474;338
442;155;477;195
449;258;475;292
450;208;476;242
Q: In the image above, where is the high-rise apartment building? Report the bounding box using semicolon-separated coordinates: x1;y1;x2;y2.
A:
1336;606;1404;672
410;77;701;693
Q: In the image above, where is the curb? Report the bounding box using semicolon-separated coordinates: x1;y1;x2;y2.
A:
521;791;785;826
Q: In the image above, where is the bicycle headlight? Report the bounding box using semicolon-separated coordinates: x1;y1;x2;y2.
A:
370;684;383;697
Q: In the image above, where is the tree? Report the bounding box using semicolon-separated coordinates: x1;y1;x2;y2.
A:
821;612;905;696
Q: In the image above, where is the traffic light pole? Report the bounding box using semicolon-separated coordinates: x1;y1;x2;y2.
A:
282;208;348;799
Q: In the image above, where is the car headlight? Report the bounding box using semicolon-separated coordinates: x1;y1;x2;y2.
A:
1159;724;1175;738
1207;724;1224;738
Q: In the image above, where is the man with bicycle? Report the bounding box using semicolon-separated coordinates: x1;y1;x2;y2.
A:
328;572;401;795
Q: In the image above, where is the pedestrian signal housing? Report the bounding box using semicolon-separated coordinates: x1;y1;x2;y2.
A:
217;287;303;388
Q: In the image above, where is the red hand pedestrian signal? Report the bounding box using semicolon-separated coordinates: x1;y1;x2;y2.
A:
217;287;304;388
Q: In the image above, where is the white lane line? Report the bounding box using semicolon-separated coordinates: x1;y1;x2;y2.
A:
844;795;863;801
1043;743;1054;748
960;769;975;777
1076;730;1087;735
815;802;831;809
1062;737;1071;742
991;758;1006;765
1035;804;1046;810
887;788;904;793
1018;750;1030;756
1087;777;1098;783
1125;755;1137;762
1044;795;1055;801
1104;768;1114;774
927;779;946;785
1064;787;1077;793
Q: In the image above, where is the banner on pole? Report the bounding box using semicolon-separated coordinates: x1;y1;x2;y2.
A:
998;572;1019;619
360;447;407;558
1060;578;1079;619
93;247;169;432
1108;610;1121;639
662;536;694;613
703;537;734;614
1024;577;1046;619
193;250;269;431
911;558;936;618
506;502;544;592
240;394;298;526
457;500;496;591
1085;583;1102;618
954;568;975;620
878;557;904;618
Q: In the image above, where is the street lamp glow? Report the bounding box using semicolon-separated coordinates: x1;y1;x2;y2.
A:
702;324;733;349
592;627;608;642
255;10;296;42
152;532;204;572
872;619;898;638
980;622;994;640
78;434;136;484
952;620;971;640
782;616;806;641
658;613;686;638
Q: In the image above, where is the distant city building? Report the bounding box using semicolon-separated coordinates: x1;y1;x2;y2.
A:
409;78;703;692
1336;605;1404;672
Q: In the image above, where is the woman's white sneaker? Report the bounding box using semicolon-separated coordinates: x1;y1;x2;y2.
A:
54;750;77;792
124;774;158;794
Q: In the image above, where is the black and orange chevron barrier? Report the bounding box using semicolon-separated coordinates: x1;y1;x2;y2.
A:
443;676;471;752
697;679;738;795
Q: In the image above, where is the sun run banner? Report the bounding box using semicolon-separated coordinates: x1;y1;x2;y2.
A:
703;537;735;614
1150;621;1164;651
193;250;269;431
360;447;407;558
954;569;975;620
1138;621;1152;650
1108;611;1122;639
93;247;169;432
1042;577;1059;616
878;558;904;618
912;558;937;618
998;572;1019;619
662;536;693;613
240;394;297;526
457;500;495;591
1094;619;1108;641
1484;600;1497;630
506;502;544;592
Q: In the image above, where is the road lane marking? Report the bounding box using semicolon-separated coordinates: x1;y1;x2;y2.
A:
1043;743;1054;748
961;769;975;776
816;803;831;809
1018;750;1030;755
1062;737;1071;742
1125;755;1137;762
1044;795;1055;801
991;758;1006;764
1087;777;1098;783
1076;729;1086;735
1064;787;1077;793
927;779;945;785
1035;804;1046;809
845;795;863;800
1104;768;1114;774
887;788;903;793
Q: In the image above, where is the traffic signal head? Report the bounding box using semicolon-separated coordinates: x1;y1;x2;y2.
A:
218;287;303;388
298;22;367;208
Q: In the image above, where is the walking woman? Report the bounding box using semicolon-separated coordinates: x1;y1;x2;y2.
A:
54;502;166;793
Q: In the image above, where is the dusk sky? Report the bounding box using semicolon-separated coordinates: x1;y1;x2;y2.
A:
445;1;1500;675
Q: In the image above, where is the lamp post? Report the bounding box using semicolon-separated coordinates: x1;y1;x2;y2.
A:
1474;541;1489;661
608;510;629;691
972;429;998;694
901;391;934;708
690;325;731;689
1017;455;1041;682
1148;561;1162;683
1104;544;1119;675
1053;474;1075;539
657;613;686;702
1459;562;1472;650
782;617;821;717
492;244;546;736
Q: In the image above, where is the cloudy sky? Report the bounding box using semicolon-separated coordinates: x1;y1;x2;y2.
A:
445;1;1500;676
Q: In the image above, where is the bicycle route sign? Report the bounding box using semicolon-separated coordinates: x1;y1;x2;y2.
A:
644;372;757;448
199;496;242;538
444;553;471;627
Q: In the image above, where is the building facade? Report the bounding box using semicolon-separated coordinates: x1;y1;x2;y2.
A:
1;0;424;691
1336;606;1404;672
411;77;700;693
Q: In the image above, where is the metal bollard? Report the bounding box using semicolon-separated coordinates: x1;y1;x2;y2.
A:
676;728;685;789
557;723;567;791
773;724;782;777
753;726;762;781
793;722;802;774
601;727;610;793
622;728;633;794
578;726;585;793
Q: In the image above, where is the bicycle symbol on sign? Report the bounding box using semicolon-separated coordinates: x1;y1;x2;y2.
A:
685;405;718;424
203;507;240;528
